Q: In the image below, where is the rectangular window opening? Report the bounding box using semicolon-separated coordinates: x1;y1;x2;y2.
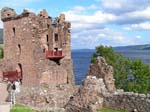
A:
46;35;49;42
55;33;58;42
47;24;50;28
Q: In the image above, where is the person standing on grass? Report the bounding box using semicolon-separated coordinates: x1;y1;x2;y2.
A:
11;79;21;105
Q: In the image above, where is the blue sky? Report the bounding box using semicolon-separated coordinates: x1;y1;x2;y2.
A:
0;0;150;49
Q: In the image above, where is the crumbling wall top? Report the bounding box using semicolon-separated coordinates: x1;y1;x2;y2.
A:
1;7;36;22
38;9;49;19
1;7;17;21
59;14;65;23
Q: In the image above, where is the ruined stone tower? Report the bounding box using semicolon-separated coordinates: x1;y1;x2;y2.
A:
0;7;75;86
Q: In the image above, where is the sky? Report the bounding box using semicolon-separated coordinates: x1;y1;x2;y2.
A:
0;0;150;49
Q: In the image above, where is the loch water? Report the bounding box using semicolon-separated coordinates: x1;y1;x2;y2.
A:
72;49;150;85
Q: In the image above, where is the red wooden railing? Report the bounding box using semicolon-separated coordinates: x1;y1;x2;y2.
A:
45;50;64;59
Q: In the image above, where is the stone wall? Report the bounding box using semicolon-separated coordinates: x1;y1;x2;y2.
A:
16;84;75;111
0;7;75;86
104;92;150;112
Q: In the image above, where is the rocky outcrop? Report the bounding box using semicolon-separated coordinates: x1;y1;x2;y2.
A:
65;56;115;112
65;76;108;112
87;57;115;93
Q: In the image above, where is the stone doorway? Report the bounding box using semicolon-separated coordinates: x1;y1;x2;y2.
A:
17;63;23;83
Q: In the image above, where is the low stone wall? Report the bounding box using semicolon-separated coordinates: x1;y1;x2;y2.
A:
16;84;75;111
104;92;150;112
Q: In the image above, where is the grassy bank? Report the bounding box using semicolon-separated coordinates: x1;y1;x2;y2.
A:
11;105;127;112
97;107;127;112
10;104;38;112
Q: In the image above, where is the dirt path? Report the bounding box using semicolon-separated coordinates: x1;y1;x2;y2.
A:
0;82;10;112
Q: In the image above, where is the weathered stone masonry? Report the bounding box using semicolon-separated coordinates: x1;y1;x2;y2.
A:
0;7;75;86
65;57;150;112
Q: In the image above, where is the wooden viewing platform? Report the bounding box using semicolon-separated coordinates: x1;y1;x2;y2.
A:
45;50;64;59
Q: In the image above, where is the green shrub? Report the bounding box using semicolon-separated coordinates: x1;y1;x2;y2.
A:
91;45;150;93
0;47;3;59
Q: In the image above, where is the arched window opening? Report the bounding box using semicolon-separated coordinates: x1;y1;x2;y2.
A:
18;44;21;55
18;63;23;84
13;27;16;37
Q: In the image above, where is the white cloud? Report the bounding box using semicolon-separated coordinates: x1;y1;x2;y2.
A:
63;4;149;48
101;0;123;9
131;22;150;30
135;35;141;39
98;33;106;37
116;7;150;24
64;9;117;30
100;0;150;14
125;7;150;19
124;22;150;31
71;28;135;49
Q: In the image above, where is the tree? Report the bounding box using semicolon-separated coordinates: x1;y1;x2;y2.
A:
0;47;3;59
91;45;150;93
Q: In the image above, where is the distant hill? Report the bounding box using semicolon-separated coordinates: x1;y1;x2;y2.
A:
0;29;3;44
114;44;150;50
142;47;150;50
72;49;95;52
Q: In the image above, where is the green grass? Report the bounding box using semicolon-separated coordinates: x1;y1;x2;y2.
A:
11;105;127;112
10;104;38;112
97;107;127;112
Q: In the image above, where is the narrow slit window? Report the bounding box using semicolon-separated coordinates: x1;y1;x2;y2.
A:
18;44;21;54
13;27;16;37
47;24;50;28
46;35;49;42
54;33;58;42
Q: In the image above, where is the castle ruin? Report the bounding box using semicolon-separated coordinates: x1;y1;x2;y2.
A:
0;7;75;86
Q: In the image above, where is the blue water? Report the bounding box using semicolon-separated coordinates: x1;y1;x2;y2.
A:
115;50;150;64
71;50;94;84
72;49;150;84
